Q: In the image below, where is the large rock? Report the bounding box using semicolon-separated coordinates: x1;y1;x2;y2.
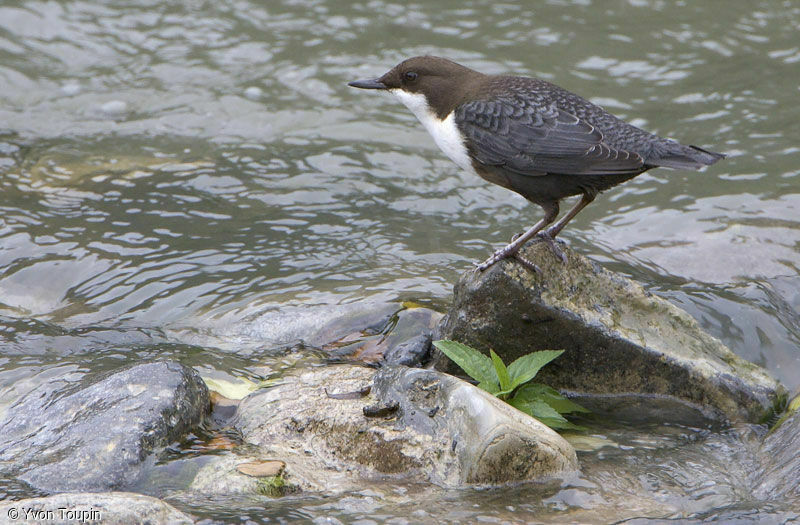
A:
0;492;193;524
0;361;209;493
371;365;577;484
435;242;785;423
209;364;575;494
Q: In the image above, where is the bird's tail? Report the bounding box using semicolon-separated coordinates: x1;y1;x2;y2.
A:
649;142;725;170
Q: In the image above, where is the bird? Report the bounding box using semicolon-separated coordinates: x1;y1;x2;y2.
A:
348;56;724;271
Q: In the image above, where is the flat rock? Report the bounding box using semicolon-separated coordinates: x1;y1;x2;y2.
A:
0;492;193;524
435;242;785;423
218;364;575;493
0;361;209;493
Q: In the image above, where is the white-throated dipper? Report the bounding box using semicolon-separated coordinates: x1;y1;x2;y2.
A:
348;56;724;271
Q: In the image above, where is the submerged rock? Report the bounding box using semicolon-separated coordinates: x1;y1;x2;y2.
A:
0;492;193;524
196;364;575;494
0;361;209;493
183;299;441;364
435;242;785;423
319;302;440;365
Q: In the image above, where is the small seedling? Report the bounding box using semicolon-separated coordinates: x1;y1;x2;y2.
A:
433;340;589;430
256;475;288;497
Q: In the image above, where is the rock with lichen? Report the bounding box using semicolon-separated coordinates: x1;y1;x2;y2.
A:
434;241;785;423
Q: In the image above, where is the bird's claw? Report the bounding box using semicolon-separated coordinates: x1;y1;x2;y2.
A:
475;252;503;272
476;226;564;273
475;244;516;272
475;245;541;273
536;230;568;264
512;253;541;273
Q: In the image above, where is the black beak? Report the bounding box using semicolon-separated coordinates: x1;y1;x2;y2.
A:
348;78;388;90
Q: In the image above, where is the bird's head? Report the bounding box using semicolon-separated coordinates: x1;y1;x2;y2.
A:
349;56;482;119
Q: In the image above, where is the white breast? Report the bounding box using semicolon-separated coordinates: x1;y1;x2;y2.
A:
391;90;477;176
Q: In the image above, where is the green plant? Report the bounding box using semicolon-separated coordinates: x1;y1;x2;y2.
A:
433;340;589;430
256;474;289;497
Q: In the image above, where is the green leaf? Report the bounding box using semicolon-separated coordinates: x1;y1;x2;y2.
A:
514;398;565;420
533;417;586;431
433;340;496;385
509;398;585;430
510;382;548;403
434;341;588;432
490;349;511;391
476;380;500;395
494;386;516;398
507;350;564;390
515;383;590;414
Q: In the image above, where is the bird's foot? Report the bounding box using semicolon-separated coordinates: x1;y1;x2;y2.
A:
535;230;568;264
506;233;541;270
475;243;541;273
475;243;520;272
512;252;542;273
474;251;505;272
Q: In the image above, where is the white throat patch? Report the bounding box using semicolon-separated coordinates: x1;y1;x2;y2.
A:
391;90;475;175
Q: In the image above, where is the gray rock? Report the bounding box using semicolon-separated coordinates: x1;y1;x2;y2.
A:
198;299;441;364
0;361;209;493
0;492;193;524
383;333;431;366
315;302;441;364
754;394;800;500
372;365;578;484
435;242;785;423
223;364;576;493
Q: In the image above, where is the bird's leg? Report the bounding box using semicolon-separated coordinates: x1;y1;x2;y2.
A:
475;216;550;271
476;203;558;272
546;192;595;239
506;233;542;270
536;193;596;263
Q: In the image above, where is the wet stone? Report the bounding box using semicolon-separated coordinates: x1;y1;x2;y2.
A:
229;300;441;365
371;365;578;485
435;241;786;423
0;361;209;493
754;393;800;500
318;302;441;364
382;333;432;366
211;364;576;494
0;492;193;524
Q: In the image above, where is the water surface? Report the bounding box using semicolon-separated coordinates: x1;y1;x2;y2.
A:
1;0;799;521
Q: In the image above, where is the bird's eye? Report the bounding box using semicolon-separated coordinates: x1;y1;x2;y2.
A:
403;71;418;82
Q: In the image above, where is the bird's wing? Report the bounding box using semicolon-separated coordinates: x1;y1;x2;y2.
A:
454;97;645;176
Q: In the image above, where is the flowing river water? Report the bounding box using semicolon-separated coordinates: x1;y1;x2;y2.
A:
1;0;799;522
